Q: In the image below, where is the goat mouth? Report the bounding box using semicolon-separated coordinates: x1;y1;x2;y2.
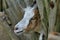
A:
16;31;23;33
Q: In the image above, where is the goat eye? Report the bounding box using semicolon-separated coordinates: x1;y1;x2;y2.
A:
31;18;34;20
15;27;18;30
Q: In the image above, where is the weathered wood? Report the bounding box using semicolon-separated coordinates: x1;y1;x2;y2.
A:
0;0;3;11
49;0;57;32
37;0;60;40
55;0;60;32
0;12;19;40
4;0;23;27
0;24;11;40
0;0;1;11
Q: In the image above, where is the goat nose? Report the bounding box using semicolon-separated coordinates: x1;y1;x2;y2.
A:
16;27;18;30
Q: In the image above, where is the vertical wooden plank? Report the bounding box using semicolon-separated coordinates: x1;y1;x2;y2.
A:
0;12;19;40
55;0;60;32
3;0;23;28
0;0;1;11
49;0;57;32
0;0;3;11
0;24;11;40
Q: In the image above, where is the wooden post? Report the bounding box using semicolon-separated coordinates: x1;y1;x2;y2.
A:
0;0;3;11
4;0;23;27
36;0;49;40
36;0;58;40
55;0;60;32
0;12;19;40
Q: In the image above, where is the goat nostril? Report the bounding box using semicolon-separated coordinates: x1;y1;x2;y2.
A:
15;27;18;30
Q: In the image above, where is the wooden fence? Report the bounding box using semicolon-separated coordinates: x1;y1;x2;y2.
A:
0;0;60;40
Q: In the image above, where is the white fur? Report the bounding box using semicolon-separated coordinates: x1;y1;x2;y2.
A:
39;30;44;40
39;33;43;40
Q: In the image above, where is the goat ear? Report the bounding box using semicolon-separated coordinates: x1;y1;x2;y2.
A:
31;0;37;10
32;4;37;10
31;0;36;7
